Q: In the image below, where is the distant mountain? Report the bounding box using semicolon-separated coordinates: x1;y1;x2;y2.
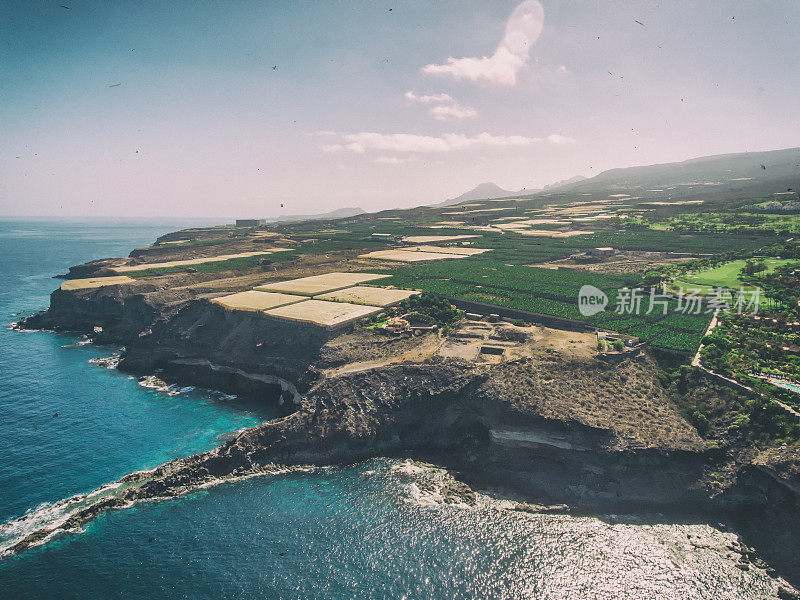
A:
438;183;518;207
545;147;800;195
269;207;364;223
438;176;588;207
542;175;586;190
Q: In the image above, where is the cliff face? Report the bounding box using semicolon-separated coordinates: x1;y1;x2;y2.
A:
14;282;800;584
23;284;162;338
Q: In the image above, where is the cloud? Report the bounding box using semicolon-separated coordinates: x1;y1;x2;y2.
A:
545;133;574;144
430;104;477;120
405;89;477;120
404;91;454;104
422;1;544;87
319;131;572;154
374;156;417;164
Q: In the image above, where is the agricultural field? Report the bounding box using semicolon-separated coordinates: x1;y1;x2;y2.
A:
61;276;135;291
264;299;382;328
118;200;787;356
368;253;713;353
126;253;280;277
115;251;284;273
211;290;306;312
314;286;419;307
358;249;470;262
255;272;390;296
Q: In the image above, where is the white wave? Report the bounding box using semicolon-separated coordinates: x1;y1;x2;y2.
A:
0;481;125;557
89;354;120;369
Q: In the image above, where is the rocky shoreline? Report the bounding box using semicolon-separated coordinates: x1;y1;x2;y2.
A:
8;272;800;593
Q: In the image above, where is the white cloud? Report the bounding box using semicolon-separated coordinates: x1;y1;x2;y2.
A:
422;1;544;87
374;156;417;164
320;131;572;154
430;104;478;120
345;142;366;153
405;89;477;120
545;134;574;144
404;91;455;104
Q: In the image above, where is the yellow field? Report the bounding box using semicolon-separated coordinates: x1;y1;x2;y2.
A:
61;276;135;291
254;272;390;296
358;249;469;262
210;290;306;312
517;230;595;237
408;245;489;256
315;286;419;307
114;251;285;273
264;299;381;328
493;218;568;226
401;235;480;243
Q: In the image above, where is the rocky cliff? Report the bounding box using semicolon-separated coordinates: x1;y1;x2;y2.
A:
13;278;800;587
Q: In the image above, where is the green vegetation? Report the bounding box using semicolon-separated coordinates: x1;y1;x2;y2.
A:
701;314;800;399
625;207;800;236
360;293;462;332
661;366;800;443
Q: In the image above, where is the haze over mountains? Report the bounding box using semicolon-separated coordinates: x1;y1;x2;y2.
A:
268;207;365;223
550;146;800;195
439;147;800;206
440;176;587;207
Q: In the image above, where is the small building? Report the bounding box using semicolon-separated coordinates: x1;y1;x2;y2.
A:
382;317;411;334
236;219;267;227
589;247;615;257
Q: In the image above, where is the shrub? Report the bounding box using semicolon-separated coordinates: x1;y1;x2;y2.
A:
692;410;710;435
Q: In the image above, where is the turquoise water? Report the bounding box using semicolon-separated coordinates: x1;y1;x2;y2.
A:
0;219;784;599
0;219;267;523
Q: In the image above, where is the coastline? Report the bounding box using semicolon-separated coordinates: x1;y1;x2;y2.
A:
3;226;800;594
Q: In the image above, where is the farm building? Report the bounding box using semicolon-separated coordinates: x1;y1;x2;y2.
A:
589;247;616;257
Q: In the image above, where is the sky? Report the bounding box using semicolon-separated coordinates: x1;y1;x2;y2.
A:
1;1;798;218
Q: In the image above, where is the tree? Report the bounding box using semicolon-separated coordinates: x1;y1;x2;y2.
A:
742;259;767;275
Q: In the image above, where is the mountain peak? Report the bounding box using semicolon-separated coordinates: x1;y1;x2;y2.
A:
438;182;515;207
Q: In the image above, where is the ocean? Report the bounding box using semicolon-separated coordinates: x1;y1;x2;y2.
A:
0;218;781;599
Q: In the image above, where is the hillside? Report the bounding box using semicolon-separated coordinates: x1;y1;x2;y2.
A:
548;147;800;195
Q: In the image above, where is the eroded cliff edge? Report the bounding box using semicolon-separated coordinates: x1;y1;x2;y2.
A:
13;276;800;588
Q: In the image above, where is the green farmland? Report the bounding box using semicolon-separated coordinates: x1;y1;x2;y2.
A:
371;253;713;354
